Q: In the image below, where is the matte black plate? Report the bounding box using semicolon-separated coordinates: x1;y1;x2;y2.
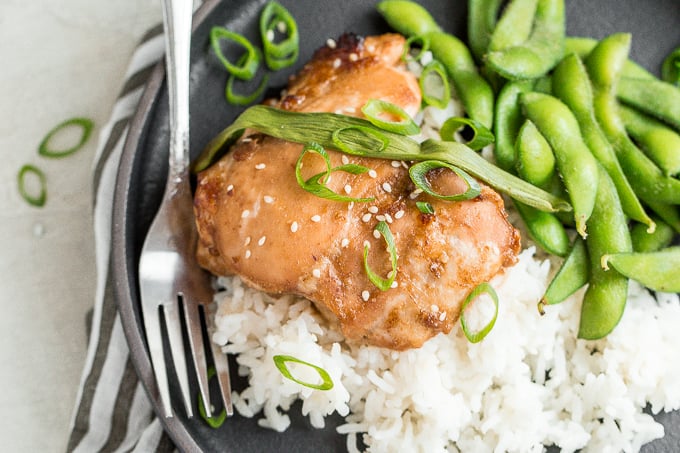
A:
113;0;680;451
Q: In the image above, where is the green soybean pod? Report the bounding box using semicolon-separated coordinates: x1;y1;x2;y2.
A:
631;217;675;253
619;105;680;176
514;201;570;257
467;0;504;62
539;237;589;310
645;200;680;234
493;80;534;170
376;0;441;37
515;119;555;188
564;37;655;80
485;0;565;80
603;247;680;293
520;91;599;237
578;167;632;340
552;53;653;230
617;77;680;131
488;0;539;52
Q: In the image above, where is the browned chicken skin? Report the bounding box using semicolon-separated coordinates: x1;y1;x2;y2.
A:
194;33;521;350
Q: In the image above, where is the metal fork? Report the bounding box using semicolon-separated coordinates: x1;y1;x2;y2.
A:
138;0;233;419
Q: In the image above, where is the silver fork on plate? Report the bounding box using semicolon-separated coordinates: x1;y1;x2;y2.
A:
138;0;233;419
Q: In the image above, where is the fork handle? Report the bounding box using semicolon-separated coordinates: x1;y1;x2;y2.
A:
161;0;193;177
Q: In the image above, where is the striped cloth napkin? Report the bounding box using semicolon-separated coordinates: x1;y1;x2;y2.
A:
66;24;176;453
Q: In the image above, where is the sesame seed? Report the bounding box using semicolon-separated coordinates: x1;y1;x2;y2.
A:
327;38;337;49
439;311;447;321
401;161;409;169
255;163;266;170
382;182;392;193
245;250;252;259
241;209;250;218
266;29;275;42
391;281;398;289
373;229;381;239
341;155;350;165
431;304;439;312
366;44;376;53
344;184;352;194
277;20;287;33
368;206;379;214
312;269;321;278
263;195;274;204
376;215;386;222
244;236;251;246
409;189;423;199
258;236;266;246
333;58;341;69
349;53;358;62
311;215;321;222
391;160;401;168
385;213;393;224
361;290;370;301
395;210;405;219
341;238;350;248
368;169;378;178
226;184;234;192
363;240;370;248
241;137;253;143
291;221;299;233
362;213;372;222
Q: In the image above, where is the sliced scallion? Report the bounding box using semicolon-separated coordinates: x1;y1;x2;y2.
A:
197;366;227;428
416;201;435;214
225;51;269;105
409;160;481;201
459;282;499;343
402;35;430;62
273;355;334;390
363;221;398;291
331;125;389;155
439;117;494;151
295;142;373;202
361;99;420;136
259;1;299;70
17;164;47;207
38;117;94;158
419;60;450;109
210;26;260;80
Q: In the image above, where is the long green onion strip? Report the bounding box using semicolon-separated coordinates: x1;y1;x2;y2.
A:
361;99;420;136
416;201;435;214
225;51;270;106
409;160;481;201
459;282;499;343
363;221;398;291
194;106;571;213
210;26;260;80
197;367;227;428
439;117;495;151
295;142;374;202
661;47;680;87
17;164;47;207
259;1;299;70
419;60;451;109
38;117;94;158
331;125;390;155
401;35;430;62
273;355;334;390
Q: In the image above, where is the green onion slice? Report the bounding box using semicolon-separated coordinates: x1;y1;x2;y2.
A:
419;60;450;109
439;117;495;151
225;51;269;106
273;355;334;390
460;282;499;343
416;201;434;214
210;26;260;80
363;221;398;291
295;142;374;202
661;47;680;87
402;35;430;62
17;164;47;207
38;117;93;158
361;99;420;136
197;366;227;428
409;160;481;201
260;1;299;70
331;125;389;155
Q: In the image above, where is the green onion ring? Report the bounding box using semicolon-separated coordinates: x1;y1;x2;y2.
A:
402;35;430;62
38;117;93;158
439;117;495;150
361;99;420;136
17;164;47;207
363;221;398;291
210;26;260;80
273;355;334;390
409;160;481;201
331;125;389;155
419;59;450;109
197;366;227;428
460;282;499;343
661;47;680;87
260;1;299;70
415;201;435;214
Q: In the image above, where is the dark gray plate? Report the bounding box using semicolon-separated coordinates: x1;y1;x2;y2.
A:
113;0;680;451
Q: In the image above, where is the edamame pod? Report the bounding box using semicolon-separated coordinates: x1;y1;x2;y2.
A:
493;80;534;170
552;53;653;230
485;0;565;80
376;0;441;37
620;105;680;176
645;200;680;234
539;237;588;309
514;201;570;256
564;37;654;80
617;77;680;132
467;0;504;62
578;167;632;340
488;0;539;52
603;247;680;293
515;119;555;189
520;91;599;237
631;217;675;253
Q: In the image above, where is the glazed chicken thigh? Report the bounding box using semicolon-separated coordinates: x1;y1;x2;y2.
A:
194;33;521;349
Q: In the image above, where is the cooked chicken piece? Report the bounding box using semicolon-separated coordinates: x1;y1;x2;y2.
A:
194;33;521;350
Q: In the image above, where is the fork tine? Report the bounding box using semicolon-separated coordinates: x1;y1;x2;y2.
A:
183;299;212;418
141;302;173;418
209;335;234;416
163;299;193;418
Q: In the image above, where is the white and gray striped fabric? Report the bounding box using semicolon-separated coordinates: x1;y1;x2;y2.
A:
67;24;177;453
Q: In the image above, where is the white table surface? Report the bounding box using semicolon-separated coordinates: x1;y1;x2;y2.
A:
0;1;162;450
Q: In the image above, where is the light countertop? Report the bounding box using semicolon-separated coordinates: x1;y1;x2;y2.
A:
0;1;161;450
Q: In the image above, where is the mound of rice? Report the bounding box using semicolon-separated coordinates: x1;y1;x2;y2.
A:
212;245;680;452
